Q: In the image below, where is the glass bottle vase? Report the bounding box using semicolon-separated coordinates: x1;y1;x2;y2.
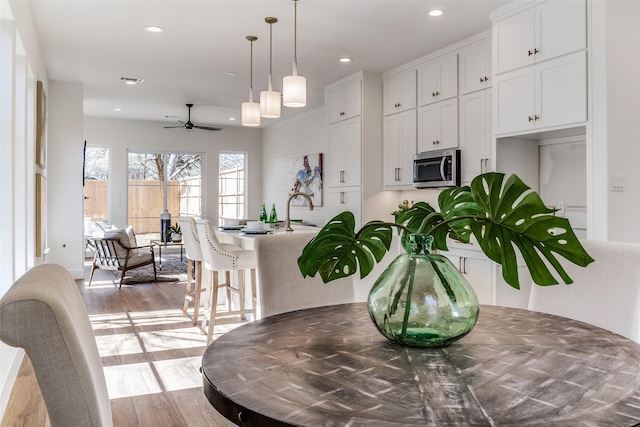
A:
367;234;480;347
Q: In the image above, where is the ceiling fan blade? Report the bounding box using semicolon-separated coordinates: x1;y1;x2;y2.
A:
193;125;222;131
164;125;185;129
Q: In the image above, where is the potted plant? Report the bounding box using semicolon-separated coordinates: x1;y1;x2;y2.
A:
298;173;594;347
166;223;182;243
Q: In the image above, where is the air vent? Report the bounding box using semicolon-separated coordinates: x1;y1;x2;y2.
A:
120;77;144;85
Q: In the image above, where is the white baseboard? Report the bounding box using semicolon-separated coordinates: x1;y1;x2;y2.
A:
0;346;24;422
68;268;85;280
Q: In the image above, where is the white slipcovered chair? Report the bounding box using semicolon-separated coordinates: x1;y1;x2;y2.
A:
196;219;257;343
179;216;205;324
528;239;640;343
0;264;112;427
254;233;355;318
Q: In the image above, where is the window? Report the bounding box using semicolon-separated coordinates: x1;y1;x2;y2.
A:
219;152;246;222
82;146;110;241
127;151;202;242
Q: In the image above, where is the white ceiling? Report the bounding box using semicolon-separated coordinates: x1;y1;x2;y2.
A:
25;0;511;129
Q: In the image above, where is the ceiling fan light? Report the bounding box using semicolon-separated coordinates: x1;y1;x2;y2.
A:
242;101;261;126
283;74;306;108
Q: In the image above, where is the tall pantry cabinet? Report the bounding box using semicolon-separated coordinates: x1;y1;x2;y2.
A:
383;69;417;190
325;71;385;228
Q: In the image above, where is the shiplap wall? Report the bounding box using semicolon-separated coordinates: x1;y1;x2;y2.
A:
261;107;330;227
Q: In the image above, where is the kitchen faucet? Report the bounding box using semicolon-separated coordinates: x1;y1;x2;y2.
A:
285;192;314;231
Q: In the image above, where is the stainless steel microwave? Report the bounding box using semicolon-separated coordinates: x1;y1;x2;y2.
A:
413;149;460;188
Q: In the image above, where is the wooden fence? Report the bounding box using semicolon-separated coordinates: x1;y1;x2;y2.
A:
84;177;201;233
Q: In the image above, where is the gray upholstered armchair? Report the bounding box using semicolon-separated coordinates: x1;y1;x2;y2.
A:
0;264;113;427
86;225;156;288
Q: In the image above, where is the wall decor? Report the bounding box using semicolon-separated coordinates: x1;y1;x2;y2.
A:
290;153;322;207
36;81;47;169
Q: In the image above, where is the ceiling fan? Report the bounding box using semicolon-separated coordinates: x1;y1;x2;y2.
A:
164;103;222;131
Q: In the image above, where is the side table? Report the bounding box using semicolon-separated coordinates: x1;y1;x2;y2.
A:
150;240;184;270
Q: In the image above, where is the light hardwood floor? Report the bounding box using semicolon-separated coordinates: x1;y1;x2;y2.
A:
1;258;240;427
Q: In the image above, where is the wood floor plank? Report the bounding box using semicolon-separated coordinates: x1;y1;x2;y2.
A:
1;256;245;426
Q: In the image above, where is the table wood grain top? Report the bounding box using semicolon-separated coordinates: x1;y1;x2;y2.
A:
202;303;640;426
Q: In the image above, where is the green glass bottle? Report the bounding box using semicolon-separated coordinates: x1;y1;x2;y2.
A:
269;204;278;223
259;204;267;222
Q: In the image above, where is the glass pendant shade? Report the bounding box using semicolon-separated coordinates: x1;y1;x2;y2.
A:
260;76;281;118
283;0;306;108
283;62;306;108
242;35;260;127
242;92;260;126
260;17;281;119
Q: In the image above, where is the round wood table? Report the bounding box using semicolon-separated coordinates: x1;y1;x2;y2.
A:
202;303;640;426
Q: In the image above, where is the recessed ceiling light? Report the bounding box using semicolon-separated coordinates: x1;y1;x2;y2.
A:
144;26;164;33
120;77;144;85
339;57;353;63
114;108;122;112
229;117;236;121
227;72;237;76
429;9;445;17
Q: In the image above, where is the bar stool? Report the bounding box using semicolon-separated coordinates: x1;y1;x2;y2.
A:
196;219;257;344
178;216;205;324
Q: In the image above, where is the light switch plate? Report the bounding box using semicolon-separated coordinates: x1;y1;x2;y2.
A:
611;175;625;192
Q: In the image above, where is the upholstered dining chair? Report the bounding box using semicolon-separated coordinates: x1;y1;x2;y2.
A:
178;216;205;324
196;219;257;343
253;233;355;318
528;239;640;343
0;264;112;427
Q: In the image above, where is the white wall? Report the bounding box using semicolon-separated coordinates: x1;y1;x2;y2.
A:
46;81;85;277
84;116;263;228
605;0;640;242
261;107;329;226
0;0;48;418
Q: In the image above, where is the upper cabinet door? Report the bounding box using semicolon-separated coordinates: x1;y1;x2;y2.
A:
493;0;586;75
417;54;458;106
383;69;417;116
459;40;492;95
328;79;362;124
493;8;535;74
535;0;586;64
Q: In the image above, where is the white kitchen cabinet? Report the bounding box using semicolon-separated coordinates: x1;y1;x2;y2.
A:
494;50;586;135
442;246;494;305
459;89;491;184
459;40;491;95
328;116;362;187
327;79;362;124
325;71;384;229
383;69;416;116
383;110;416;189
417;54;458;106
417;98;458;153
492;0;586;75
328;187;361;227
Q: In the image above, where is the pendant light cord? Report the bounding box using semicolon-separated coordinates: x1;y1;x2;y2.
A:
269;21;273;77
293;0;298;63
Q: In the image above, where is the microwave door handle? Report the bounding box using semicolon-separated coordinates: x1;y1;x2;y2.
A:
439;157;447;181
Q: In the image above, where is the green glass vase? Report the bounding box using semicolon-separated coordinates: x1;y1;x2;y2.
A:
367;234;480;347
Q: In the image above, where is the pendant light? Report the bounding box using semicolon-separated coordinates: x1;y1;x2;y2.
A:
260;17;281;118
283;0;306;108
241;36;261;127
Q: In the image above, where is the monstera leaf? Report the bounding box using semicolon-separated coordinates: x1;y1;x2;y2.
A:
298;173;594;289
298;211;393;283
467;173;594;288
